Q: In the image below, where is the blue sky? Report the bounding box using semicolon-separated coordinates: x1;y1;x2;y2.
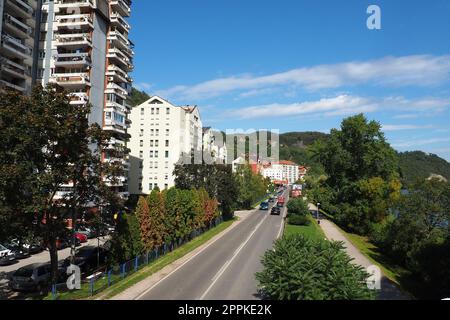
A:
129;0;450;160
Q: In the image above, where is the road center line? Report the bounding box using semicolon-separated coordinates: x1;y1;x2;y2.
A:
199;214;269;300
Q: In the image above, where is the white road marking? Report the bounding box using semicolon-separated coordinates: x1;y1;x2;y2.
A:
133;209;257;300
199;214;269;300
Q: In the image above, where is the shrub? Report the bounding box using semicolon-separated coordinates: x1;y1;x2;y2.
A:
256;235;375;300
287;197;310;216
287;214;311;226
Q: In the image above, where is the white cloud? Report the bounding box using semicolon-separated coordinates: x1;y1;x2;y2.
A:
392;137;450;148
226;95;450;120
156;55;450;100
382;124;434;131
135;82;153;91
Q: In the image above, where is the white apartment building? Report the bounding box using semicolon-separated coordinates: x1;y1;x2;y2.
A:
0;0;40;94
128;96;203;195
262;161;300;185
40;0;134;200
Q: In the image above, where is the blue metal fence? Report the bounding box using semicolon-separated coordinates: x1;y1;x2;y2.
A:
51;216;224;299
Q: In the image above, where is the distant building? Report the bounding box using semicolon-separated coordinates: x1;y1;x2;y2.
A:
261;160;300;185
128;96;203;194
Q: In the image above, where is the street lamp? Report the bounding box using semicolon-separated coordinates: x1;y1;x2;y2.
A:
316;202;321;221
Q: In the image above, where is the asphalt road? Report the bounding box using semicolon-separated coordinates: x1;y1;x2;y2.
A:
138;190;288;300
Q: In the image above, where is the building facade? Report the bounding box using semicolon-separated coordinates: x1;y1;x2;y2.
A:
128;96;203;195
0;0;40;94
261;160;300;185
39;0;134;200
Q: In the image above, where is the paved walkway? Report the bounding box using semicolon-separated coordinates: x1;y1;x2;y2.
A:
319;219;410;300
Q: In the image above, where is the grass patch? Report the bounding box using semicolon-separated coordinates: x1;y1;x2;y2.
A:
284;215;326;242
45;218;236;300
336;226;408;286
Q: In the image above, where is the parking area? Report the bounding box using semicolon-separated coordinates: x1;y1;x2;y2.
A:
0;237;109;300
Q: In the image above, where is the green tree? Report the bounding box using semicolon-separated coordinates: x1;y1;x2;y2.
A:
256;235;374;300
0;86;123;284
287;198;310;216
135;196;152;252
147;189;167;249
110;213;143;263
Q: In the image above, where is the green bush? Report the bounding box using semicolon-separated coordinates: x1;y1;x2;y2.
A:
287;198;310;216
256;235;375;300
288;214;311;226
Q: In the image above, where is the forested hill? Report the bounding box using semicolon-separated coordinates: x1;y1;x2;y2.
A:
280;132;329;148
398;151;450;185
129;87;150;107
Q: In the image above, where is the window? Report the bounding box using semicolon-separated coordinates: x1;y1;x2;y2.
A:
166;129;170;136
149;161;153;168
155;129;159;136
149;151;154;158
165;161;169;169
150;129;154;136
156;108;160;115
139;151;143;159
164;184;168;189
165;151;169;158
165;174;168;180
140;129;144;137
149;183;153;190
140;108;144;115
105;112;111;119
155;151;159;158
154;162;158;169
165;140;169;147
151;108;154;115
140;140;143;147
166;108;170;115
155;140;159;147
150;140;154;147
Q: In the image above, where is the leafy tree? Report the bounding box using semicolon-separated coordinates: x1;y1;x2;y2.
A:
147;189;167;249
174;164;238;219
110;213;143;263
309;114;400;234
256;235;374;300
234;164;268;209
135;196;152;252
0;86;123;284
287;198;310;216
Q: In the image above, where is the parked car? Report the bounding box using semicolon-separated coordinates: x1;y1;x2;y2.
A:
74;232;88;243
0;244;16;266
268;197;276;203
259;202;269;210
3;243;30;260
271;207;281;216
9;263;66;292
62;246;109;275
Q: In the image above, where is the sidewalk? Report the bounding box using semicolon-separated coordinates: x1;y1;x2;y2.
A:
319;219;410;300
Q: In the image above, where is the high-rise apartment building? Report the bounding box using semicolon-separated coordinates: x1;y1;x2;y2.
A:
0;0;40;94
38;0;134;200
128;96;203;195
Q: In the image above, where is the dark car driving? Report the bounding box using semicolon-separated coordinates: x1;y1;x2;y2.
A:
271;207;281;216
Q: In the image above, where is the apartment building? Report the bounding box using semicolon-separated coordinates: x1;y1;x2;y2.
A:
128;96;203;195
262;160;300;185
39;0;134;200
0;0;40;94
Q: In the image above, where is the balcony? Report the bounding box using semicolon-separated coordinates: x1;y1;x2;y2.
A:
3;14;33;38
105;83;128;98
110;0;131;17
0;34;32;59
55;0;94;10
69;92;89;105
110;12;131;33
108;29;130;50
0;58;28;79
106;64;129;83
0;79;27;92
55;33;92;48
107;48;133;71
4;0;34;19
55;14;93;30
52;72;91;87
54;52;91;67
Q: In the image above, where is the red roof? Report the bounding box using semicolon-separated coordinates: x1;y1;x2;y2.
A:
277;160;297;166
